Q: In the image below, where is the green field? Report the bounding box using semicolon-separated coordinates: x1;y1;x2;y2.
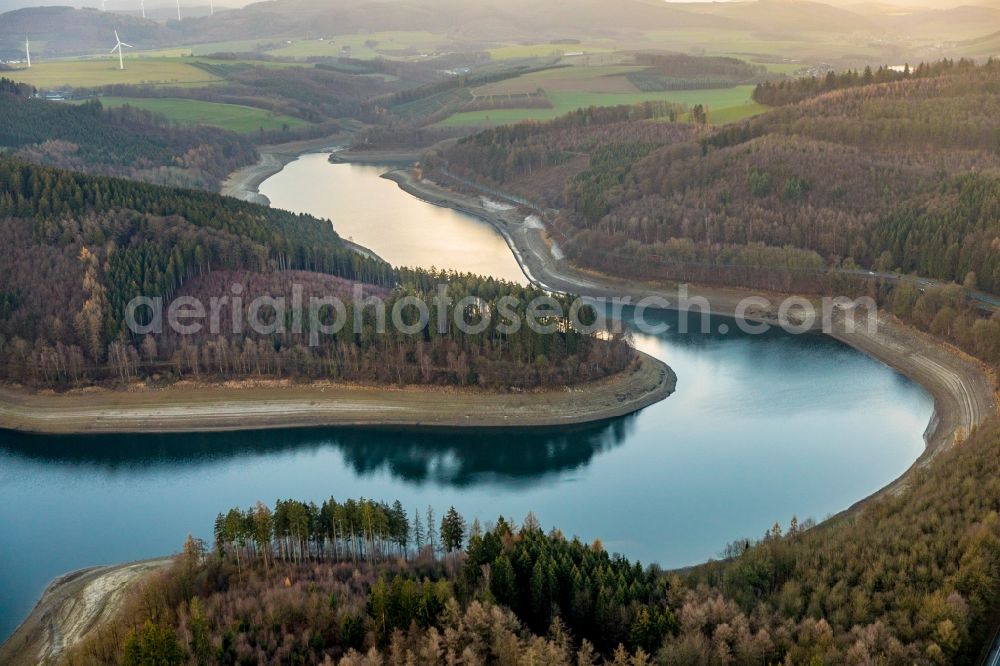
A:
3;58;221;88
437;85;762;127
140;31;449;61
96;96;311;133
704;101;769;124
473;65;645;95
486;43;615;60
269;31;446;59
135;49;310;69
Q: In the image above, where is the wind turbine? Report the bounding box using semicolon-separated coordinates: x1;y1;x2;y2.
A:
175;0;181;21
110;30;133;70
209;0;213;15
25;37;31;68
140;0;145;18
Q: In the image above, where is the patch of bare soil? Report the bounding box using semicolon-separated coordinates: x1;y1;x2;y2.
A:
0;352;674;434
0;558;171;666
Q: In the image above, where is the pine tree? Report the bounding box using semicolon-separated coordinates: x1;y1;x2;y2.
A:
426;505;436;553
440;506;466;552
413;507;424;551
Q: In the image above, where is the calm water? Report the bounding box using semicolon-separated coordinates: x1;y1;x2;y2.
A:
0;156;932;641
260;155;527;283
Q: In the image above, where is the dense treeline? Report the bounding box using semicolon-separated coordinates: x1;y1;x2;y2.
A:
886;281;1000;369
684;419;1000;664
432;102;692;194
0;157;631;389
635;53;765;80
63;420;1000;664
0;76;32;96
428;59;1000;296
84;268;634;389
0;79;257;190
65;499;677;665
629;53;767;91
752;58;981;106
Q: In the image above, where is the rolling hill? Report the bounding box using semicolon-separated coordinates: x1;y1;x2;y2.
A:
0;6;178;58
683;0;879;34
955;28;1000;56
181;0;755;43
879;4;1000;39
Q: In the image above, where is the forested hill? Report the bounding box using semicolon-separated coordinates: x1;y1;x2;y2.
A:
0;157;633;389
0;79;257;191
64;419;1000;664
429;58;1000;296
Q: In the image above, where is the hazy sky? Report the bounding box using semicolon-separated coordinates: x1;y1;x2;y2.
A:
0;0;991;11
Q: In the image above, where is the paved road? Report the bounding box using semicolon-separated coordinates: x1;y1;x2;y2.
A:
838;269;1000;312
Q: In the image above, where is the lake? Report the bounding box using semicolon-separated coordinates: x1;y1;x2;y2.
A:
0;155;932;641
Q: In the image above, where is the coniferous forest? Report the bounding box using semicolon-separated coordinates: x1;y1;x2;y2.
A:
0;157;632;389
0;79;258;190
61;418;1000;665
4;11;1000;664
425;58;1000;370
431;60;1000;295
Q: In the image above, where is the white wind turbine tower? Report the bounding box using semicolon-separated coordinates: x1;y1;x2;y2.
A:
25;37;31;68
110;30;133;70
140;0;146;18
175;0;181;21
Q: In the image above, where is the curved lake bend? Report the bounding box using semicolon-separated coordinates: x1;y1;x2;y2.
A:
260;155;527;283
0;155;932;641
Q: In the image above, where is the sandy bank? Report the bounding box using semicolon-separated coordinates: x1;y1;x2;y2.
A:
386;168;998;501
0;558;172;666
0;353;675;435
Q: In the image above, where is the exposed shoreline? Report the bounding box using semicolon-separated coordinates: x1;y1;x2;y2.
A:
0;558;172;666
220;136;426;206
2;140;675;434
227;149;998;489
220;133;355;205
0;352;675;435
385;167;997;503
220;136;404;262
7;147;995;661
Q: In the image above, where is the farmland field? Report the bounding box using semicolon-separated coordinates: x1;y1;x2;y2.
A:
486;43;615;60
94;96;311;133
263;31;447;59
437;84;761;127
638;29;883;60
2;58;221;88
472;65;645;95
136;50;309;69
